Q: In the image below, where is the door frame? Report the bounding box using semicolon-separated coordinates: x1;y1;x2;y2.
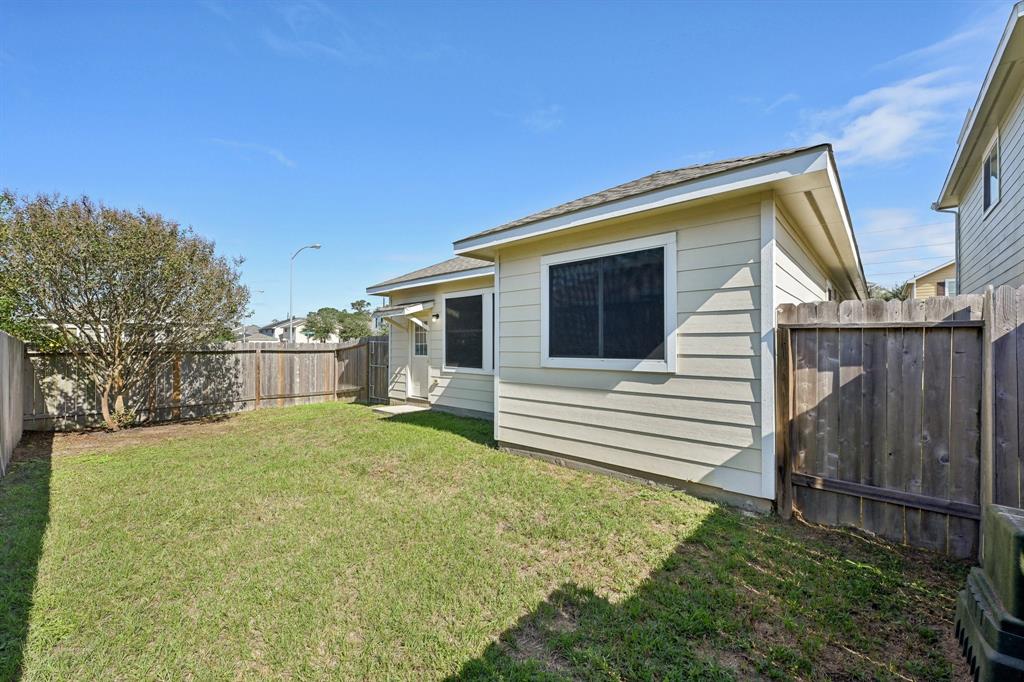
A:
407;317;430;399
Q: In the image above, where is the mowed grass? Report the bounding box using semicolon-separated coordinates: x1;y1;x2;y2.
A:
1;402;969;680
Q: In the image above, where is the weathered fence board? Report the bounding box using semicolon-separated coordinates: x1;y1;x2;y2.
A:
0;332;25;475
777;286;1024;559
778;293;987;558
22;338;387;430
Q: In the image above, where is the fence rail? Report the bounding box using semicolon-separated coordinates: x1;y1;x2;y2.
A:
776;286;1023;559
22;337;388;431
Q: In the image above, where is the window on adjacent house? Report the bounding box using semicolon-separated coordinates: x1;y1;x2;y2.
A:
413;325;428;356
443;290;493;372
984;140;1000;212
541;233;676;372
944;278;957;296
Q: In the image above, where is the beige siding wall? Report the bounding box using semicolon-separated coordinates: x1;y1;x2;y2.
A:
388;276;495;415
774;206;831;306
959;87;1024;293
495;198;764;499
910;262;956;299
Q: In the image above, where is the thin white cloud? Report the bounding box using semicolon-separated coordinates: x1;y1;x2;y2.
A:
801;69;974;166
522;105;564;133
765;92;799;113
209;138;296;168
261;0;373;63
875;7;1006;70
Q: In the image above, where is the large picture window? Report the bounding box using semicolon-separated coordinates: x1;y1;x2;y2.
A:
443;288;494;373
541;233;676;373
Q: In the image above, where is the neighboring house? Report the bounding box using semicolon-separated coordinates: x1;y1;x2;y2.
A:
233;324;276;342
370;144;866;509
258;317;341;343
934;2;1024;292
368;256;495;416
901;260;957;299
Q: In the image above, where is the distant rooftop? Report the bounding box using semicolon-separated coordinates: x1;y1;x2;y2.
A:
367;256;493;293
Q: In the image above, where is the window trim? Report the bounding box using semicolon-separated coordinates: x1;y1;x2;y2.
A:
413;324;428;356
943;277;957;297
441;287;494;375
983;131;1001;216
540;232;677;373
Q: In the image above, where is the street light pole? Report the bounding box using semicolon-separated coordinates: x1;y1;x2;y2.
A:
288;243;322;342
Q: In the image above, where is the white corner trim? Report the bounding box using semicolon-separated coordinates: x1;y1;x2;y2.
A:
493;252;502;441
539;231;677;374
454;148;828;254
366;265;495;296
759;194;777;501
440;287;495;375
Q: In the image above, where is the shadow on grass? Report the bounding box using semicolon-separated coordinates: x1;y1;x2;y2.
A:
383;410;495;447
0;432;53;681
450;507;970;681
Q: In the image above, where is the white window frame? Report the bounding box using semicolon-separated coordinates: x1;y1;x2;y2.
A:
943;277;957;296
983;131;1001;215
413;324;428;356
540;231;677;373
441;287;494;375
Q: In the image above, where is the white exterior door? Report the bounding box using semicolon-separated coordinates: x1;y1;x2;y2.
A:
408;320;430;399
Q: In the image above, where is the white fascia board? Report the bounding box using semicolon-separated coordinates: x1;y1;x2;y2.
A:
366;266;495;295
824;153;868;298
453;148;830;255
936;2;1024;208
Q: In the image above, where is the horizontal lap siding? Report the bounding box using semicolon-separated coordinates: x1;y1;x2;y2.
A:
774;211;829;306
959;87;1024;293
496;200;764;499
910;263;956;299
389;276;495;414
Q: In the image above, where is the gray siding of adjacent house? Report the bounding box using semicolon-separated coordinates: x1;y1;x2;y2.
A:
959;87;1024;293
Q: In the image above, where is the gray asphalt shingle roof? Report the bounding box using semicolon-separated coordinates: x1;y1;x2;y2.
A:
456;145;829;244
369;256;493;290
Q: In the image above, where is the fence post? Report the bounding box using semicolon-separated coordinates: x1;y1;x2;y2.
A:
254;347;261;409
171;354;182;420
980;285;994;561
333;346;339;401
775;304;797;519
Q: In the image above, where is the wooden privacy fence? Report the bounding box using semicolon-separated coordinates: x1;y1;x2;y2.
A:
0;331;25;475
23;337;386;431
775;285;1023;559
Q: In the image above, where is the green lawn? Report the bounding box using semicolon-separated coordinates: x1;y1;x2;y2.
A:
1;402;968;680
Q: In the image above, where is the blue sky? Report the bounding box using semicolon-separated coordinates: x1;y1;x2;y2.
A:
0;0;1010;322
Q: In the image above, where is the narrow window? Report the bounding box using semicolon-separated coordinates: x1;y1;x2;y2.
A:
445;294;484;368
549;246;665;361
944;278;957;296
413;325;428;356
984;140;1000;212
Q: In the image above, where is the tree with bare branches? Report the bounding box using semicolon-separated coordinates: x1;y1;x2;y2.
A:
0;190;249;429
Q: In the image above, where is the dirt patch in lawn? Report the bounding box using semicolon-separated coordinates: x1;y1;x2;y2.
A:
12;416;239;462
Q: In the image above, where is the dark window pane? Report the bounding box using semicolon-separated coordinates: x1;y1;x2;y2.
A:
549;257;600;357
548;246;665;361
445;295;483;368
602;248;664;360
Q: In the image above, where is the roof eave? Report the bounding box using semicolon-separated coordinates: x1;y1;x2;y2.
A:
453;145;832;258
366;265;495;296
936;2;1024;209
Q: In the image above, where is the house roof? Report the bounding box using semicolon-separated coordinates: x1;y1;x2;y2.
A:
452;144;867;299
936;2;1024;208
366;256;494;295
456;145;827;245
261;317;305;329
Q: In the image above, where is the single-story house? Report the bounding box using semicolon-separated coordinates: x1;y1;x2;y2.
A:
258;317;341;343
369;143;866;508
934;1;1024;292
900;260;957;299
